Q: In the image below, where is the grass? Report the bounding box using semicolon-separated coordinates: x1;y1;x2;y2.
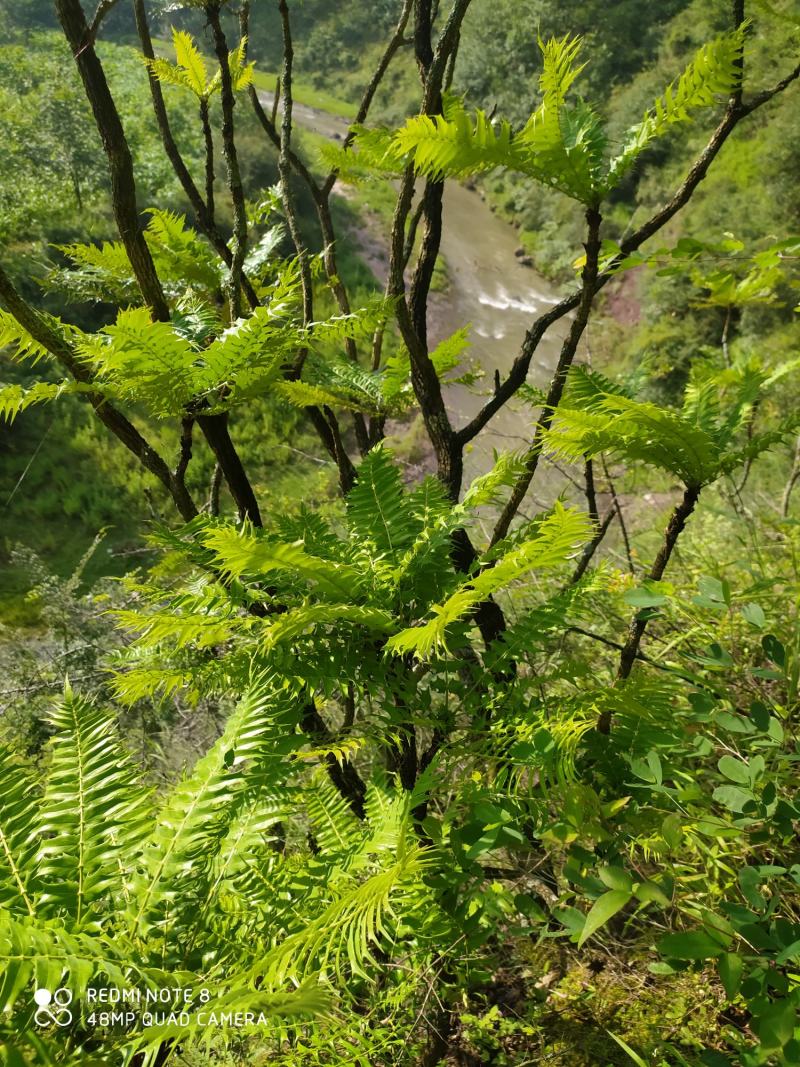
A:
250;68;356;122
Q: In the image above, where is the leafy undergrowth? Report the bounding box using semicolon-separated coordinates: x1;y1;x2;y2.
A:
449;944;726;1066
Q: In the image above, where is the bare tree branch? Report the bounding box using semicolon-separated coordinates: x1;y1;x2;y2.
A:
87;0;119;39
569;508;615;585
0;262;197;521
56;0;169;320
492;208;602;544
132;0;259;310
599;483;701;732
206;2;249;320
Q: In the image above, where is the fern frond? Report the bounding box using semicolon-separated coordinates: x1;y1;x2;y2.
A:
0;380;89;424
386;503;590;658
297;737;366;768
145;53;194;92
518;35;607;202
259;603;394;650
243;225;286;281
36;690;150;924
111;603;246;651
382;326;472;403
394;104;521;180
316;356;389;412
308;299;392;347
562;364;635;405
167;28;209;96
606;26;746;189
126;980;332;1059
0;913;135;1016
75;307;195;417
547;368;723;486
0;748;39;917
461;450;532;511
171;295;224;348
0;310;61;365
228;35;256;92
274;507;341;558
203;526;363;599
254;827;428;983
306;773;363;856
197;304;296;405
273;379;369;413
144;208;221;296
323;124;407;182
346;446;421;560
53;212;221;304
47;238;138;304
131;678;300;941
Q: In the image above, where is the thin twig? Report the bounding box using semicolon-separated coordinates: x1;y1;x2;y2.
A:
207;2;249;320
602;455;635;574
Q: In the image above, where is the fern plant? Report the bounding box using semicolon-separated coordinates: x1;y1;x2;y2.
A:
543;361;795;492
145;28;254;103
2;4;799;1064
0;679;434;1063
349;28;746;205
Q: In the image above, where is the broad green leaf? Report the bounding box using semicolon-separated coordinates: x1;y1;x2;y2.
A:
712;784;755;812
634;881;671;907
717;952;744;1000
598;866;633;893
741;602;766;629
717;755;750;785
755;999;797;1051
622;586;667;608
577;889;631;947
657;930;726;959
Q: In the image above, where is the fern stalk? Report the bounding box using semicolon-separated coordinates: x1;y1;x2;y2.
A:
600;484;701;732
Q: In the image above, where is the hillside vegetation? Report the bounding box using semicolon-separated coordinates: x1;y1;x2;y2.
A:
0;2;799;1065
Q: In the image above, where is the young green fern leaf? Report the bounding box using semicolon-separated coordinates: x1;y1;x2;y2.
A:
0;748;39;917
547;362;795;489
36;690;151;925
203;526;364;598
518;35;607;201
606;25;747;190
346;445;422;560
144;28;254;100
382;28;745;204
0;380;90;425
386;503;591;658
0;914;138;1017
0;309;68;365
258;603;395;650
130;677;300;948
51;210;222;304
252;802;429;985
394;104;521;179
